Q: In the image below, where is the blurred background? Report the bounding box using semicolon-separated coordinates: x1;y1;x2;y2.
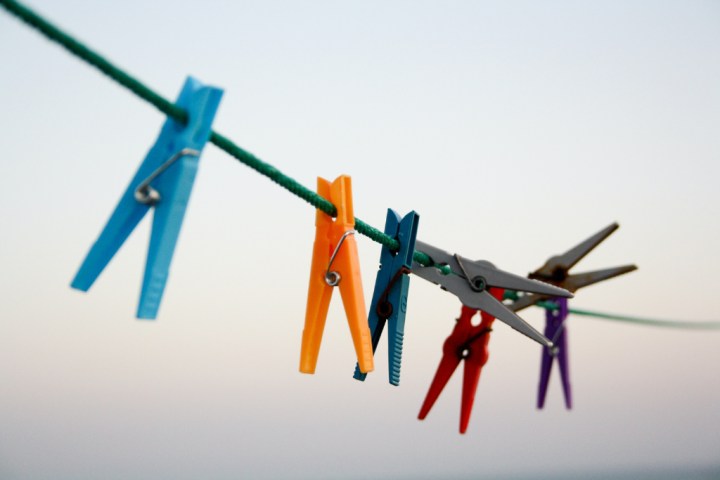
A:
1;1;719;478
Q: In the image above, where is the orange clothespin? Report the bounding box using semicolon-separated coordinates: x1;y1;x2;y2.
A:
300;175;374;374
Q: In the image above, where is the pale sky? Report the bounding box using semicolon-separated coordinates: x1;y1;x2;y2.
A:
1;1;719;479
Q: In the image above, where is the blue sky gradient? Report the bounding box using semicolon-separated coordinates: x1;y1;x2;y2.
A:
1;1;719;478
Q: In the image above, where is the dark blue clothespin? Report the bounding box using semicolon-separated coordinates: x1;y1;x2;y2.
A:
71;76;223;319
353;209;419;386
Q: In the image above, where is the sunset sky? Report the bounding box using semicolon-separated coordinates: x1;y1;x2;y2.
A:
1;1;719;478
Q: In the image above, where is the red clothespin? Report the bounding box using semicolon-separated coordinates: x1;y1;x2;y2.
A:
418;287;505;434
300;175;374;374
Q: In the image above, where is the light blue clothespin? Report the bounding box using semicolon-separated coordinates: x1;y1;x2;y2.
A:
71;76;223;319
354;209;419;386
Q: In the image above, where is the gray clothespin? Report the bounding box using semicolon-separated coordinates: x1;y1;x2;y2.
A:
412;240;573;347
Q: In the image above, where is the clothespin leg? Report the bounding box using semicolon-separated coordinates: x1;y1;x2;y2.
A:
537;301;560;409
71;138;168;292
459;288;501;433
353;316;385;381
386;211;417;385
354;240;393;380
418;347;460;421
554;297;572;409
387;278;409;386
335;236;374;374
300;236;333;374
137;158;198;319
355;274;409;384
557;326;572;409
537;347;554;409
460;352;485;434
71;194;150;292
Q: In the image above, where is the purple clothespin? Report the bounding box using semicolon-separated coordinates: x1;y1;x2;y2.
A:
508;223;637;409
538;297;570;408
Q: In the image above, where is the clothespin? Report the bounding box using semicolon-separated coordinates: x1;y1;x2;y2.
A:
300;175;374;374
418;287;505;434
539;297;570;408
508;222;637;409
509;223;637;312
71;77;223;319
353;209;420;386
411;240;573;347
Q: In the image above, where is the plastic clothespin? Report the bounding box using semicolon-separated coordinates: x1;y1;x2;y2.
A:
411;240;572;347
418;288;505;434
300;175;374;374
538;297;570;409
70;76;223;319
353;209;420;386
507;223;637;409
509;223;637;313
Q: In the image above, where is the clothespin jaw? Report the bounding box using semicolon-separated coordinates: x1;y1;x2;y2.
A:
418;287;505;434
537;297;571;409
70;76;223;319
300;175;374;374
353;209;420;386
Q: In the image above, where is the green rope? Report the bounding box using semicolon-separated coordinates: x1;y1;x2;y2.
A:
207;132;335;215
533;300;720;330
503;290;520;301
566;307;720;330
0;0;448;269
500;291;720;329
0;0;186;123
